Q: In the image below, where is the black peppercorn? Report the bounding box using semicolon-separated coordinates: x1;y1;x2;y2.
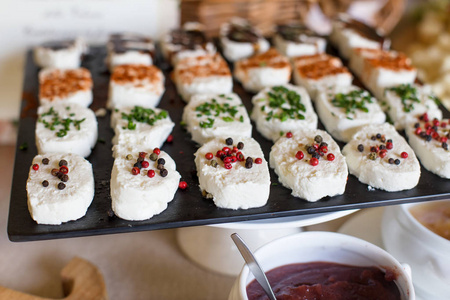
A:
387;139;392;143
376;133;381;139
137;156;144;163
414;123;420;128
245;161;253;169
312;153;320;159
357;144;364;152
371;136;376;141
61;174;69;182
432;126;438;131
51;168;59;176
57;172;64;179
237;142;244;150
425;135;432;142
379;145;386;150
307;146;315;154
157;158;165;165
246;157;253;164
443;142;448;150
42;180;49;187
420;132;426;138
157;163;164;170
320;142;328;148
394;159;400;165
388;158;395;164
59;160;68;167
42;158;49;165
58;182;66;190
225;138;233;145
160;168;168;177
314;135;323;143
134;162;142;169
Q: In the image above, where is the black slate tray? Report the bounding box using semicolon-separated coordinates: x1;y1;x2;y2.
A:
8;46;450;242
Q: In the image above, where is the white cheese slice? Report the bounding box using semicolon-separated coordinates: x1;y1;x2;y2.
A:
270;128;348;202
194;137;270;209
251;84;318;142
342;123;421;191
315;85;386;142
36;103;98;158
26;153;94;225
110;106;174;151
381;84;442;130
107;64;165;109
234;48;291;93
110;148;181;221
405;116;450;179
182;93;252;145
273;34;326;58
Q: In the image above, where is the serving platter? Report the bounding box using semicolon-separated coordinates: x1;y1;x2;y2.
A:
8;45;450;242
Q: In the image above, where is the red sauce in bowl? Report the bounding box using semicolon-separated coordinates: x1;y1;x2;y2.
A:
246;262;401;300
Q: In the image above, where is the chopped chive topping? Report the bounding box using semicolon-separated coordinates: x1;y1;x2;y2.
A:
331;90;373;115
38;107;86;138
262;86;306;122
195;98;244;128
386;84;420;113
120;106;169;130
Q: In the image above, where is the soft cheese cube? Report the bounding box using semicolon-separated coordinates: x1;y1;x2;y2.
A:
182;93;252;145
315;85;386;142
220;18;270;62
39;68;93;107
26;153;94;225
161;22;216;66
173;54;233;102
251;84;318;142
270;129;348;202
194;137;270;209
34;38;87;69
342;123;421;192
110;106;174;151
36;103;98;157
107;33;155;71
329;17;384;59
405;114;450;179
234;48;291;93
292;54;353;100
349;48;417;99
107;64;165;109
382;84;442;130
111;148;181;221
273;23;326;58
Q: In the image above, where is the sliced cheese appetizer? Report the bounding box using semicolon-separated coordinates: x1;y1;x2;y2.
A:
270;129;348;202
405;113;450;179
39;67;93;107
194;137;270;209
26;153;94;225
251;84;317;142
36;103;98;158
315;85;385;142
273;23;326;58
110;146;181;221
234;48;291;93
107;64;165;109
34;38;87;69
110;106;174;150
182;93;252;145
173;53;233;102
106;33;155;71
220;18;270;62
292;53;353;100
381;84;442;130
342;123;421;191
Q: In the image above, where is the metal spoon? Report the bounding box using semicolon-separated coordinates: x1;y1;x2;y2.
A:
231;233;277;300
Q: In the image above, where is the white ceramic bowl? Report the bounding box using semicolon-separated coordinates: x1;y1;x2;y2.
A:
382;202;450;300
229;231;414;300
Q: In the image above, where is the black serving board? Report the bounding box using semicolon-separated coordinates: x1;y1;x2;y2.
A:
8;46;450;242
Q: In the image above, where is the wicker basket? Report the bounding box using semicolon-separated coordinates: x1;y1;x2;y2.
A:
180;0;405;37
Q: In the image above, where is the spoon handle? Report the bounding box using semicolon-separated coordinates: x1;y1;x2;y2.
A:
231;233;277;300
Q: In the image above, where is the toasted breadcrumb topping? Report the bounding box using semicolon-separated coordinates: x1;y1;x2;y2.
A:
39;68;92;101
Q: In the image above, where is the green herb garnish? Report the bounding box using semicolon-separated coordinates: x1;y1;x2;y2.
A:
195;98;244;127
331;90;373;115
261;86;306;122
38;107;86;138
120;106;169;130
386;84;420;113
